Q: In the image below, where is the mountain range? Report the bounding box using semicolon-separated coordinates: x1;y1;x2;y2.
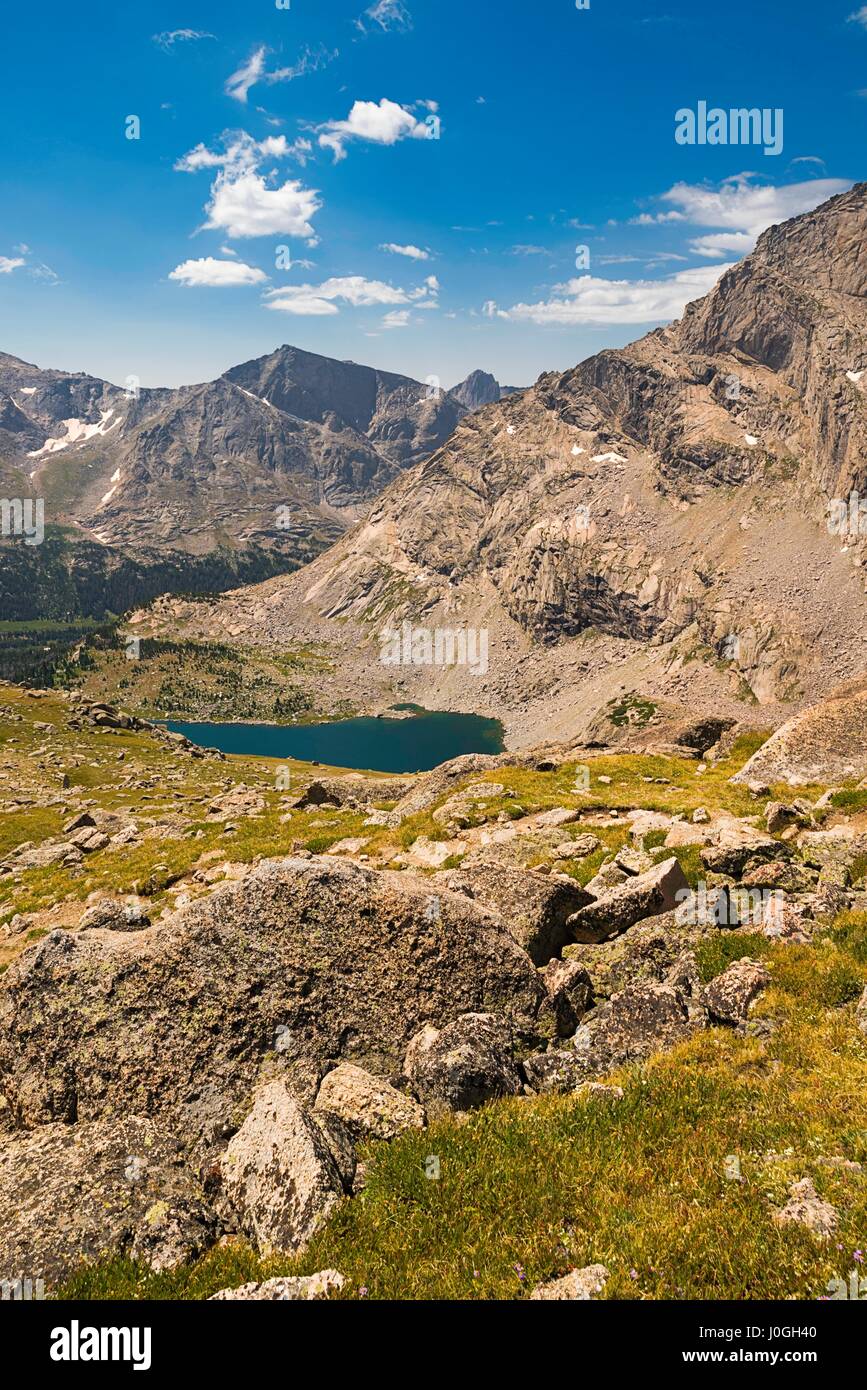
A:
0;346;518;617
139;183;867;748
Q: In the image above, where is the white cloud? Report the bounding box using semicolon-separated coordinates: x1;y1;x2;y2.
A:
317;99;432;162
502;263;734;327
205;170;322;239
356;0;412;33
382;309;411;328
169;257;268;287
176;131;322;241
264;272;435;316
659;174;851;254
175;131;293;175
629;210;686;225
380;242;430;259
225;47;267;103
847;6;867;27
225;44;337;103
688;231;754;258
0;256;25;274
153;29;215;51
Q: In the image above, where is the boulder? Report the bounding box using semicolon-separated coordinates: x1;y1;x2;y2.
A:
438;863;592;964
530;1264;609;1300
0;858;545;1150
564;912;700;999
568;979;704;1079
0;1116;217;1287
540;957;593;1036
523;1049;589;1094
700;828;781;877
314;1064;425;1142
703;959;771;1024
220;1082;343;1256
404;1013;522;1112
567;858;689;943
211;1270;345;1301
773;1177;838;1240
732;678;867;786
78;899;151;932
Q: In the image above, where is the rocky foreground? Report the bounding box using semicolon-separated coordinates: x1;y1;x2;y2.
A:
0;678;866;1299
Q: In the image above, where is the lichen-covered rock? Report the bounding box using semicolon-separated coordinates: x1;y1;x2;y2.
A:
78;898;151;932
700;828;781;876
530;1264;609;1300
773;1177;838;1239
856;986;867;1036
567;858;690;943
220;1082;343;1256
540;957;593;1035
0;857;544;1151
564;911;704;999
439;862;592;964
314;1064;425;1141
211;1269;346;1300
0;1116;218;1287
733;679;867;787
523;1049;589;1094
568;980;704;1079
404;1013;522;1112
702;958;770;1024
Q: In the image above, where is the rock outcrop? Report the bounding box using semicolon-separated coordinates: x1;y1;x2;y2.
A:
0;856;545;1150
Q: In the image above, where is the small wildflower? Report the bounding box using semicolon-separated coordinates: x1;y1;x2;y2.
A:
854;1250;864;1263
630;1269;638;1280
513;1262;526;1281
358;1286;368;1298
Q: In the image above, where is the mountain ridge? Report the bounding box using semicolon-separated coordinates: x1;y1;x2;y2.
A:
143;183;867;747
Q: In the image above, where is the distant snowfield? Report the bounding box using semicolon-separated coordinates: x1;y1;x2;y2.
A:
27;409;119;457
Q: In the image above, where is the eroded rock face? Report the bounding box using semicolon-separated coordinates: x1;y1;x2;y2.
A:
0;1116;218;1285
439;862;593;964
220;1082;343;1256
0;857;545;1151
404;1014;522;1113
567;858;689;943
314;1064;425;1142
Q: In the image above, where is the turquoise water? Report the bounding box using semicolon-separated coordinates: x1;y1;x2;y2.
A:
165;705;504;774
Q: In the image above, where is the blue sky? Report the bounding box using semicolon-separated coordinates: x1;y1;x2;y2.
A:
0;0;864;389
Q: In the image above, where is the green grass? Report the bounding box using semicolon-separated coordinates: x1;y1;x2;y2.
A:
4;679;867;1302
